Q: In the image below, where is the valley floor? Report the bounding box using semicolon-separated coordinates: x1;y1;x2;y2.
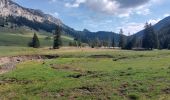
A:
0;47;170;100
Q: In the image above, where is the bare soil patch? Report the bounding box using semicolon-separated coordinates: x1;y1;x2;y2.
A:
51;64;83;73
89;55;113;58
0;54;59;74
67;71;109;79
112;56;128;61
162;88;170;94
0;78;32;85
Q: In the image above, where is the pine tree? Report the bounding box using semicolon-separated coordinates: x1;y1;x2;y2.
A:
0;17;5;27
69;42;73;46
53;26;62;49
112;36;115;47
163;36;170;49
77;40;82;48
95;37;101;47
142;23;157;50
132;35;137;48
29;33;40;48
155;32;159;49
125;35;137;50
102;40;109;47
119;29;125;49
142;23;150;49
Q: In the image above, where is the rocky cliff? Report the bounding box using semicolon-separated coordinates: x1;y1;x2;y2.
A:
0;0;63;26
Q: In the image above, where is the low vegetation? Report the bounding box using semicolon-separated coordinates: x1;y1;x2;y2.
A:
0;47;170;100
0;31;74;47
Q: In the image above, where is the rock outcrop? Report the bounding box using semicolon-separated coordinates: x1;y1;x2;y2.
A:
0;0;63;26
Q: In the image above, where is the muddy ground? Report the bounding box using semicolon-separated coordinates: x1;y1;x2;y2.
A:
0;55;59;74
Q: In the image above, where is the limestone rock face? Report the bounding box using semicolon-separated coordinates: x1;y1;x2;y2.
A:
0;0;63;26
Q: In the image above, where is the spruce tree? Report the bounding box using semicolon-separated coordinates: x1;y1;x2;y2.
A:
142;23;157;50
0;17;5;27
112;36;115;47
69;42;73;46
119;29;125;49
163;36;170;49
155;32;159;49
142;23;150;49
29;33;40;48
125;35;137;50
95;37;101;47
132;35;137;48
77;40;82;48
53;26;62;49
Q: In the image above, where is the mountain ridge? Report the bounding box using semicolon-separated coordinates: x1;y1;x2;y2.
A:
0;0;120;46
134;16;170;49
0;0;63;26
135;16;170;37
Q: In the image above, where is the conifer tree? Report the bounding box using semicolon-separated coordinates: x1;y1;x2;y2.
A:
119;29;126;49
0;17;5;27
155;32;159;49
142;23;157;50
125;35;137;50
29;33;40;48
95;37;101;47
112;36;115;47
53;26;62;49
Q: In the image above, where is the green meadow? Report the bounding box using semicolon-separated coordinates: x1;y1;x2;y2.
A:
0;47;170;100
0;31;74;47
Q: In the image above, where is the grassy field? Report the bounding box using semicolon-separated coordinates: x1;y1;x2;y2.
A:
0;47;170;100
0;32;74;47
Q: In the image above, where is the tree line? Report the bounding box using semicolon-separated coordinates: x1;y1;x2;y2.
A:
1;15;170;50
29;25;62;49
118;22;161;50
28;22;170;50
1;15;167;50
86;22;169;50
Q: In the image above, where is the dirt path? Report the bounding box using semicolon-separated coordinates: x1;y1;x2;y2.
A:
0;55;59;74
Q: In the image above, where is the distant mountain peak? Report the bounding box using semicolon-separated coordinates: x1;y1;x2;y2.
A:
0;0;63;26
83;29;90;32
135;16;170;38
0;0;121;45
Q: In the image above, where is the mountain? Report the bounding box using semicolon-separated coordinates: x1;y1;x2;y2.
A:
78;29;119;44
136;16;170;36
135;16;170;49
0;0;67;33
154;16;170;31
0;0;62;26
0;0;80;38
0;0;120;46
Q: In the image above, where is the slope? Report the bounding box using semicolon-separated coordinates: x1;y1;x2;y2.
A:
0;28;74;47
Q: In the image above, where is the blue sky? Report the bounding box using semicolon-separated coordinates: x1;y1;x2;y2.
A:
14;0;170;35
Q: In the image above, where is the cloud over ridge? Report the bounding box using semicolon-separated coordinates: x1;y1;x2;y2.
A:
65;0;152;17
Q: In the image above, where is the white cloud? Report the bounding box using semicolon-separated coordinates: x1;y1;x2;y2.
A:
65;0;86;8
136;6;151;15
116;18;161;35
151;0;164;4
148;18;161;25
117;22;144;35
50;0;57;2
54;12;59;17
49;0;57;3
65;0;155;17
163;13;170;17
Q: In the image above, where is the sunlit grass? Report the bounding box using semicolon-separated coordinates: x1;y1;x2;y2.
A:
0;48;170;100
